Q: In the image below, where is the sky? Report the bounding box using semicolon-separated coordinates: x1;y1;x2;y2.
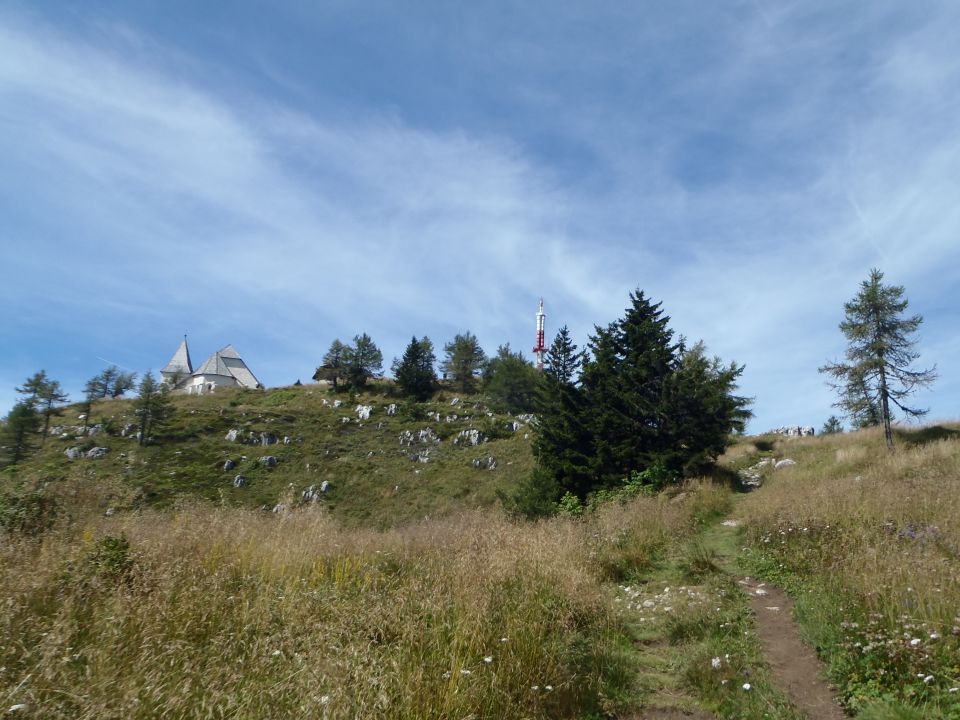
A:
1;1;958;433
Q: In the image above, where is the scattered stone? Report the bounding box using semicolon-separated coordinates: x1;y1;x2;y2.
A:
302;485;319;502
768;425;815;437
516;413;536;425
259;456;278;468
445;414;458;423
120;423;137;437
65;447;83;459
721;519;741;527
233;475;247;488
506;420;521;432
398;428;441;446
450;397;460;406
86;425;102;437
282;436;291;445
386;403;397;416
223;459;236;472
272;504;288;513
356;404;373;421
332;400;342;408
775;458;797;469
320;480;330;493
258;432;278;446
105;507;116;517
86;447;109;459
453;428;485;446
472;456;498;470
225;429;242;442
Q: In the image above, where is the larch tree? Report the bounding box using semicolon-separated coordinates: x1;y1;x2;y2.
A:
819;269;936;450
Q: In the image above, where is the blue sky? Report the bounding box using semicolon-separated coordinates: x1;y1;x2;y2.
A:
1;1;957;433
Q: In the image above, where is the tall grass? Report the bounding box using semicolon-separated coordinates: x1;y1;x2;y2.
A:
734;425;960;714
0;491;702;719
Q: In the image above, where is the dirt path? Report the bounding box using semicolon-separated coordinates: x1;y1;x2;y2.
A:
737;577;846;719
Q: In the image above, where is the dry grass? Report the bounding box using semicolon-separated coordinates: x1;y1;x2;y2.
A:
0;490;704;719
733;424;960;711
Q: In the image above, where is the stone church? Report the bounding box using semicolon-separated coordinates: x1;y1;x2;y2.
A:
161;338;261;394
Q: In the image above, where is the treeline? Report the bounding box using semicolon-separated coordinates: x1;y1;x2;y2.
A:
313;332;539;412
0;366;171;468
314;290;752;517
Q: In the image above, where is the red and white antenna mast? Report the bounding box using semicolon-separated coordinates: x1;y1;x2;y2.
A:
532;298;546;370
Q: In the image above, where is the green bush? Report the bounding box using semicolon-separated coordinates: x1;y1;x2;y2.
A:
0;490;58;535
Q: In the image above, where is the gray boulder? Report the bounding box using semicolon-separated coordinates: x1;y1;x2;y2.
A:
453;428;485;446
64;447;83;459
225;429;242;442
259;456;278;468
86;447;109;459
223;459;236;472
233;475;247;488
472;456;498;470
775;458;797;469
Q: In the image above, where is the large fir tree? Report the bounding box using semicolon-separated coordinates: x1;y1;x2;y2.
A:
482;344;539;413
133;372;174;446
581;291;679;484
392;336;437;401
441;332;487;394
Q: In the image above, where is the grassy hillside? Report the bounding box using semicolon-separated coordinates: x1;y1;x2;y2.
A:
2;383;535;528
727;424;960;718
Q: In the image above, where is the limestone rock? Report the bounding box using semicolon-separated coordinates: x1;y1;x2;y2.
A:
65;447;83;459
259;456;278;468
386;404;397;416
86;447;109;459
774;458;797;469
233;475;247;488
223;459;236;472
225;429;242;442
356;405;373;421
472;456;498;470
453;428;485;446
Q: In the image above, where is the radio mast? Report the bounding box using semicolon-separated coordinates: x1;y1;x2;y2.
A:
532;298;546;370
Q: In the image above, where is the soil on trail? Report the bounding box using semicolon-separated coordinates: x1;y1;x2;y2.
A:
738;576;846;720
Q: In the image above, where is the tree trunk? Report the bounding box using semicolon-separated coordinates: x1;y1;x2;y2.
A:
878;365;894;450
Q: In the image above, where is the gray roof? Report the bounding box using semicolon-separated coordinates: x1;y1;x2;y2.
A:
161;338;193;375
193;345;260;388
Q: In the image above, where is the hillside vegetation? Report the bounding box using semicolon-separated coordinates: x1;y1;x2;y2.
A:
729;425;960;717
1;383;534;528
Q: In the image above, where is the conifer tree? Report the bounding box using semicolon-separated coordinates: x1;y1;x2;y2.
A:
35;378;69;445
0;401;41;466
133;371;174;446
529;327;593;500
663;341;750;475
314;339;350;390
821;416;844;435
819;269;936;450
392;336;437;401
345;333;383;390
441;332;487;394
482;344;538;413
581;291;679;484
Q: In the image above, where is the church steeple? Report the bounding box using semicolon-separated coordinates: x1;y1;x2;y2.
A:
161;335;193;383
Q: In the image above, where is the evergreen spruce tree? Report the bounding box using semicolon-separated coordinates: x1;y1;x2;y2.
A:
133;371;174;446
581;291;679;484
663;341;751;475
819;269;936;450
109;371;138;398
482;344;539;413
79;376;101;431
821;416;844;435
527;327;593;503
392;336;437;401
15;370;49;406
441;332;487;394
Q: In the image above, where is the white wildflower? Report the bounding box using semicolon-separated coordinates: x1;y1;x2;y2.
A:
483;656;493;664
460;669;472;675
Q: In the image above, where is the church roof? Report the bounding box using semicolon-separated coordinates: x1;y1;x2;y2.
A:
161;338;193;375
193;345;260;388
194;352;233;377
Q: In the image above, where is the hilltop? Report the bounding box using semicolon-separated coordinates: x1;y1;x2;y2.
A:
3;382;535;528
